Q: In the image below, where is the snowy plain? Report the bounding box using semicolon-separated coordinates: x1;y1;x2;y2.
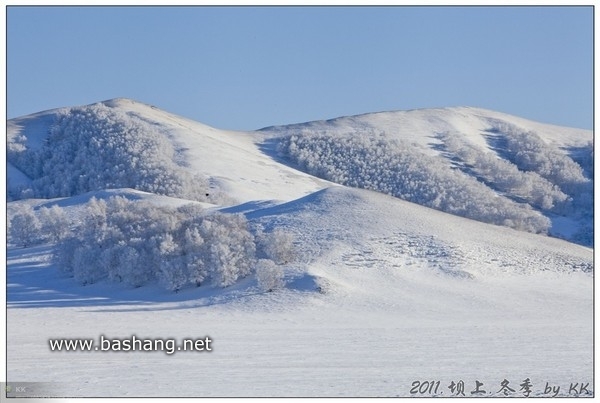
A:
6;99;594;397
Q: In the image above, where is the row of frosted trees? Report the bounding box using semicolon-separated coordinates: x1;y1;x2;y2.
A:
9;197;294;292
280;131;551;234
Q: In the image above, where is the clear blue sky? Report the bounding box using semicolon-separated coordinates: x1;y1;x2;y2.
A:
7;6;593;130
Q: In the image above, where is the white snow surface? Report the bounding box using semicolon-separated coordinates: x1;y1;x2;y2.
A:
260;105;592;154
6;99;594;397
95;98;331;203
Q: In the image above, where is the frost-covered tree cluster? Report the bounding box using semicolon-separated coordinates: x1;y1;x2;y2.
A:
9;204;70;247
485;121;593;245
8;103;211;202
48;197;293;291
570;142;594;180
255;227;295;264
279;131;551;234
489;122;589;189
439;132;570;212
487;122;592;211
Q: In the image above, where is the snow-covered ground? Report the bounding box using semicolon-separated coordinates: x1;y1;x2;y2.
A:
6;99;594;397
7;272;592;397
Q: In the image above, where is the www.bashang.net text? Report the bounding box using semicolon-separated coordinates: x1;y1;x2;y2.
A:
48;335;213;355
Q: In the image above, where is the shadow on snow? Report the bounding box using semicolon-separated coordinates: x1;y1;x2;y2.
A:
7;244;318;311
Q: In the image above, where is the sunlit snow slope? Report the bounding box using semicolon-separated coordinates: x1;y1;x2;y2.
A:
7;98;329;204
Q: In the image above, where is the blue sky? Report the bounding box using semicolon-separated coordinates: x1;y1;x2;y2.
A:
7;6;593;130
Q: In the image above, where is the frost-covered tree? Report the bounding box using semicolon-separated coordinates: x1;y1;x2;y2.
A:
156;226;209;291
57;197;163;286
38;205;70;243
101;243;142;285
488;121;590;194
199;213;257;287
261;228;295;265
255;259;285;292
54;236;82;277
571;141;594;180
10;205;41;247
72;245;104;285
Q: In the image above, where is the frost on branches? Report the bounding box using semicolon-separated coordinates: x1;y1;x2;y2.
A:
255;259;285;292
7;103;212;202
47;197;293;292
9;204;70;247
279;131;551;234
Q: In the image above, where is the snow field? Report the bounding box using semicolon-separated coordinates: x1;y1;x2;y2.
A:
7;259;591;397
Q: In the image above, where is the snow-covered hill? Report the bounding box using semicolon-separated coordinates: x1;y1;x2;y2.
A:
8;98;592;244
261;106;593;245
6;98;593;397
7;98;330;204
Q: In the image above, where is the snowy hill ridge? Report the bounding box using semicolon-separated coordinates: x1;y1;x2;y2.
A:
261;106;593;245
8;98;593;246
247;186;592;277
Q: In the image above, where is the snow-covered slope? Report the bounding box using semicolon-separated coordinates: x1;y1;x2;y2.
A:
260;106;593;245
7;98;330;204
6;98;593;397
98;98;334;202
247;186;591;277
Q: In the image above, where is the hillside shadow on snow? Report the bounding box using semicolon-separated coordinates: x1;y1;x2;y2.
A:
7;245;319;311
7;245;132;309
218;199;279;214
88;274;322;313
257;137;306;172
